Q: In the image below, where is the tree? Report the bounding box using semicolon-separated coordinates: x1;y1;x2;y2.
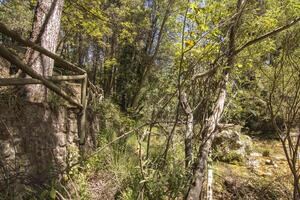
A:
185;0;300;198
23;0;64;102
262;30;300;200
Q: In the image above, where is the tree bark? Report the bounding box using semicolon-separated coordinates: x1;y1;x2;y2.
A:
92;43;101;84
24;0;64;102
185;76;228;199
293;175;300;200
77;33;85;67
180;91;194;168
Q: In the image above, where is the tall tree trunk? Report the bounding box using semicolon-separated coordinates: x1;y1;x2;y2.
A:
78;33;85;66
105;31;116;96
130;0;174;109
24;0;64;102
92;43;101;84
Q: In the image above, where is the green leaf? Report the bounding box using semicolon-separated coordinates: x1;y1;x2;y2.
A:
236;63;243;68
50;188;56;199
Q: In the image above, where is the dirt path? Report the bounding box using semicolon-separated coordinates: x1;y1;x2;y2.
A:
87;171;118;200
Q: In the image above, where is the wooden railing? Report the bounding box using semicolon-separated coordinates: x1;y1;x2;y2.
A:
0;22;100;145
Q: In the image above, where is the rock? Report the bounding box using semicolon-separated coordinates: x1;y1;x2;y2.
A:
0;57;10;78
250;152;263;157
212;125;252;163
265;159;274;165
263;172;273;177
0;142;15;158
273;155;285;161
247;158;260;170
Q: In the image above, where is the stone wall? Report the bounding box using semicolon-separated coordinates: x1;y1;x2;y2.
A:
0;100;99;198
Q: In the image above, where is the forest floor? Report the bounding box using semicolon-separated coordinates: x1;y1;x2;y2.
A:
214;138;292;199
87;170;118;200
86;136;293;199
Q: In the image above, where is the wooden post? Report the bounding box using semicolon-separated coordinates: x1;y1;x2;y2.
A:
0;78;42;85
207;167;213;200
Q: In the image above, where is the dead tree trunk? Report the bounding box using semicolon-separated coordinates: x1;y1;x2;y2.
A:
24;0;64;102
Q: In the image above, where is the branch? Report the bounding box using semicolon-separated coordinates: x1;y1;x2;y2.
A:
192;65;219;80
151;0;174;60
234;17;300;55
192;53;225;80
69;123;148;168
180;91;192;114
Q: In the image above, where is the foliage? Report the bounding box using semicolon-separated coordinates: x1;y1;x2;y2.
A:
0;0;34;36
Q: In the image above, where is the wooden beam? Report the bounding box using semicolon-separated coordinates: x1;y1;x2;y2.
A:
0;78;41;85
49;75;86;81
0;75;86;86
0;22;86;74
0;44;82;108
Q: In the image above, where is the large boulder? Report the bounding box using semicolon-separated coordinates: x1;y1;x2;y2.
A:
212;125;252;163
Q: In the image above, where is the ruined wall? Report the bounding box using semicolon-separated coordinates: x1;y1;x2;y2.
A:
0;100;99;198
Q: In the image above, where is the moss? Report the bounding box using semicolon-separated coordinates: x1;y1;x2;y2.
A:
214;161;292;199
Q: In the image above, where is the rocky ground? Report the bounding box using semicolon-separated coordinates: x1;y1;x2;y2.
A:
212;130;292;200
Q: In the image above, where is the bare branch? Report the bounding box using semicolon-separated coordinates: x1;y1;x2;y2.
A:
234;17;300;55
